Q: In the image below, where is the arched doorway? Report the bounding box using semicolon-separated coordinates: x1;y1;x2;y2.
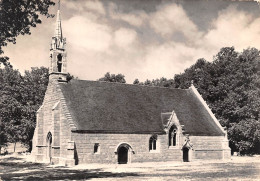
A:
115;143;133;164
183;147;189;162
46;132;52;163
118;146;128;164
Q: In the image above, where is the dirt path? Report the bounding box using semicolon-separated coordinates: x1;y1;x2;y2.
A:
0;154;260;180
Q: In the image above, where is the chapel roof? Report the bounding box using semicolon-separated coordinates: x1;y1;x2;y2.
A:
59;79;224;136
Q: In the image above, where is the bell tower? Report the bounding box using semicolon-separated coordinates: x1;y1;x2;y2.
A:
49;0;67;81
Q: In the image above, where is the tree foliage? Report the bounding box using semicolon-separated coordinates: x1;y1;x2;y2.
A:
0;66;49;152
133;78;140;85
98;72;126;83
0;0;55;66
133;77;174;88
0;67;24;152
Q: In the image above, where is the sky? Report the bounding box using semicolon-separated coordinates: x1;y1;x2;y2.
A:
3;0;260;83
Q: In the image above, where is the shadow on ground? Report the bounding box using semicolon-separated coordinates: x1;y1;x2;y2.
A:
0;157;139;180
1;156;260;180
151;162;260;180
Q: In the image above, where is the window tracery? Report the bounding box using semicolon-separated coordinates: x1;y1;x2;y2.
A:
169;125;177;146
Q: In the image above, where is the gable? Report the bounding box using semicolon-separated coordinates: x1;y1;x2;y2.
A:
59;80;224;136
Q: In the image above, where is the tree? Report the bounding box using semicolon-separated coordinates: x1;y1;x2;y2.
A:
0;0;55;66
0;67;24;152
0;66;49;152
229;119;260;155
98;72;126;83
133;78;140;85
144;79;152;86
0;121;9;154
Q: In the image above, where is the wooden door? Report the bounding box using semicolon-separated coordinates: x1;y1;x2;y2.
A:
118;146;128;164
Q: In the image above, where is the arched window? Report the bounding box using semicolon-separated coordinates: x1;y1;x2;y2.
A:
46;132;52;162
169;126;177;146
57;54;62;72
46;132;52;145
149;135;157;151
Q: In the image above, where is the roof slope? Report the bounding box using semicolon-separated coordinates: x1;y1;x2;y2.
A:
59;80;224;136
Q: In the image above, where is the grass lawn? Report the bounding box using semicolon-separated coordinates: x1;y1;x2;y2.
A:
0;154;259;180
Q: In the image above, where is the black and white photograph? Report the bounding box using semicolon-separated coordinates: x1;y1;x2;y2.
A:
0;0;259;180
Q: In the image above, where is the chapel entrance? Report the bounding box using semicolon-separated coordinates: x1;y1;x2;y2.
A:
118;146;128;164
46;132;52;163
183;147;189;162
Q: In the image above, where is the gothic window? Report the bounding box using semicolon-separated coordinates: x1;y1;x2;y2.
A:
57;54;62;72
149;135;157;151
94;143;100;154
169;126;177;146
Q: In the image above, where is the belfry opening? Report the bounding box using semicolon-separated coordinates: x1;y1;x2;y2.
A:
57;54;62;72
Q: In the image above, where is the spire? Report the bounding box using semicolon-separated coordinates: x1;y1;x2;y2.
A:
51;0;65;50
54;0;62;39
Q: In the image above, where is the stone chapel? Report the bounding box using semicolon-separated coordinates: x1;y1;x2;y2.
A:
31;5;231;166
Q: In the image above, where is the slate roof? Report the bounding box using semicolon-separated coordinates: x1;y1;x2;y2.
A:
59;80;224;136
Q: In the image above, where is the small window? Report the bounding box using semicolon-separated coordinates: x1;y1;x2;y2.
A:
169;126;177;146
149;135;157;151
94;143;100;154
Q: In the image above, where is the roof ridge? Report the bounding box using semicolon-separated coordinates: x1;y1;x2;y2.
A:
62;79;190;91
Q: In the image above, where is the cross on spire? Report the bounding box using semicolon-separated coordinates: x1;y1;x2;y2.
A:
58;0;60;10
54;0;62;39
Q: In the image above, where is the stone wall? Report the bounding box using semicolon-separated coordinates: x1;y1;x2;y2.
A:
33;78;74;165
71;133;230;164
189;136;231;161
71;133;182;164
